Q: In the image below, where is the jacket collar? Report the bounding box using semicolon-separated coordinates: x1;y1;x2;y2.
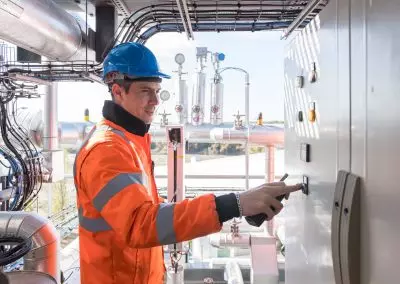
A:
102;100;150;137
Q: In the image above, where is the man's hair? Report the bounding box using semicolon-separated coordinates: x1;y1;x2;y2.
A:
108;80;133;100
108;77;162;100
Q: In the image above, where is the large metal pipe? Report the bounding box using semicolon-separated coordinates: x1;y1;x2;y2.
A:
149;124;284;145
0;0;83;61
0;212;60;283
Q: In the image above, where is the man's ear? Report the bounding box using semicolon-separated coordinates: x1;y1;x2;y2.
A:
111;84;123;103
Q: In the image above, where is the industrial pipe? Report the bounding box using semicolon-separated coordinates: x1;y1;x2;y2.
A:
209;233;250;248
149;124;284;145
0;0;84;60
0;212;60;283
43;83;59;151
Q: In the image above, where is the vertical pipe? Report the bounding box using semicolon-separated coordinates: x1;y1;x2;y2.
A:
267;145;275;183
43;83;59;151
43;83;58;216
265;145;276;236
245;74;250;191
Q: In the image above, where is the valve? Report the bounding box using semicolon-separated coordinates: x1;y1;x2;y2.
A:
159;110;171;127
233;110;246;129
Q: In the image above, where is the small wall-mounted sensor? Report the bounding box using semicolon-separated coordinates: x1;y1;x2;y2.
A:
308;102;316;122
309;62;317;83
295;76;304;88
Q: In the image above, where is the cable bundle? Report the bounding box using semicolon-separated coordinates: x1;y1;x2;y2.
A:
0;79;44;211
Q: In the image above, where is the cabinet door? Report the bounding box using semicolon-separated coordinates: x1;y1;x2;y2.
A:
283;0;351;283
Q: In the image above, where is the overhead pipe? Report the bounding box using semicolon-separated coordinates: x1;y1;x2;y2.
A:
0;0;84;61
0;212;60;283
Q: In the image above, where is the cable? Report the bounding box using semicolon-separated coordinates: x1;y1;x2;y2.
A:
0;236;32;266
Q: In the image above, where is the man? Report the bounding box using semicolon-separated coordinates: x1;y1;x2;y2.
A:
74;42;302;284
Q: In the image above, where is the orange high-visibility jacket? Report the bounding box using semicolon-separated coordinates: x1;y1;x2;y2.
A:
73;101;228;284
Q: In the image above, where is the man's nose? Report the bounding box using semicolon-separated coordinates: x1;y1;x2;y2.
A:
149;92;159;105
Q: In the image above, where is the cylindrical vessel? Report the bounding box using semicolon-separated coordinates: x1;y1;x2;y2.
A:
0;0;83;60
210;76;224;125
175;78;189;124
191;71;206;126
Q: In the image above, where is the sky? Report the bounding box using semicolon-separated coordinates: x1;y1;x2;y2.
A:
16;30;288;124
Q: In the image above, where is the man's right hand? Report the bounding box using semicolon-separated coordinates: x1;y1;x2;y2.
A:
238;182;302;220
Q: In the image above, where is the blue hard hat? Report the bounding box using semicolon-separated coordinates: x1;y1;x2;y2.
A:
103;42;171;81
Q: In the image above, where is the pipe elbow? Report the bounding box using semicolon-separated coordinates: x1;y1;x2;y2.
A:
0;212;60;282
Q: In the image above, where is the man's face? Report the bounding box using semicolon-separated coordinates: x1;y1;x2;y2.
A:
112;81;161;124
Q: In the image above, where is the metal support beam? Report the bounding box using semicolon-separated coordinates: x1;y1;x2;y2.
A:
175;0;194;40
281;0;324;39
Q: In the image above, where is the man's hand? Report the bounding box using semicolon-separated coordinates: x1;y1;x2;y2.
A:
238;182;302;220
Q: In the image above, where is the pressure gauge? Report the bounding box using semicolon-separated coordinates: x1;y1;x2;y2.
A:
174;53;185;65
159;90;170;101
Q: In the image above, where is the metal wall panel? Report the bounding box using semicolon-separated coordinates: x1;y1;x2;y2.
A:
362;0;400;283
283;0;350;283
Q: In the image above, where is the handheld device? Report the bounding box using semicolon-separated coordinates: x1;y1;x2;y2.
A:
245;173;289;227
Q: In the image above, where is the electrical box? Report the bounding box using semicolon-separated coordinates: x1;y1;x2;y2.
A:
196;47;208;57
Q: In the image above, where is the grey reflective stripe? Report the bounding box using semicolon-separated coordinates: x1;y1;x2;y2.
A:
78;207;112;233
156;203;177;245
92;173;144;211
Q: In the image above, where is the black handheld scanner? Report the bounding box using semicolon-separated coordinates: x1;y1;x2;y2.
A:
245;173;289;227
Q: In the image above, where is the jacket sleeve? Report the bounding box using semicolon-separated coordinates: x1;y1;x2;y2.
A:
81;141;222;248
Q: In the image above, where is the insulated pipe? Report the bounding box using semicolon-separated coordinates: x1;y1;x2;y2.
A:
0;0;83;61
209;233;251;248
149;124;284;145
0;212;60;283
43;83;59;151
